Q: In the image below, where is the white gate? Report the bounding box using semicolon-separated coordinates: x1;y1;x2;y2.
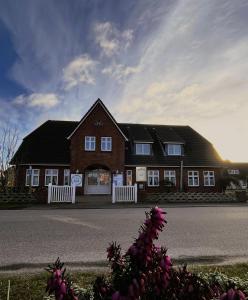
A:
48;184;76;204
112;184;137;204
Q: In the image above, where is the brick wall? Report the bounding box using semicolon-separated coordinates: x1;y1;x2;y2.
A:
70;103;125;171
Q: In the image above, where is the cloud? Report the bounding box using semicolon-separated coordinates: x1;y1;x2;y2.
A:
13;93;59;108
102;63;140;82
62;54;98;90
93;22;133;56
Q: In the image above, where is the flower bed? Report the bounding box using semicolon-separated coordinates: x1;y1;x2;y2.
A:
45;207;248;300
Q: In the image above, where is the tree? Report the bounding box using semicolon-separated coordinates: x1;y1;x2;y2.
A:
0;125;19;191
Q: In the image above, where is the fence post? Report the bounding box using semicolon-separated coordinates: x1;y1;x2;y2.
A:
48;183;52;204
112;183;115;204
72;185;76;204
134;183;138;203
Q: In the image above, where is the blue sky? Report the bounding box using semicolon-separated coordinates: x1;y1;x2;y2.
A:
0;0;248;161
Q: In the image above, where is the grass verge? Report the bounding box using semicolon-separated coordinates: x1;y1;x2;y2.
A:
0;264;248;299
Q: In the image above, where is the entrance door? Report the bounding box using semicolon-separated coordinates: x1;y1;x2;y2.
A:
85;169;111;194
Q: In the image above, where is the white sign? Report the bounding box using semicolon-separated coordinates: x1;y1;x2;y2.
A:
113;174;123;186
71;174;83;187
136;167;147;182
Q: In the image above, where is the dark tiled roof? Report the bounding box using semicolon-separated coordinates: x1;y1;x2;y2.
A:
119;123;223;167
12;120;223;167
224;162;248;174
11;121;78;165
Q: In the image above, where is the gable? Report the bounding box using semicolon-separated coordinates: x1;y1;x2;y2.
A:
67;99;128;141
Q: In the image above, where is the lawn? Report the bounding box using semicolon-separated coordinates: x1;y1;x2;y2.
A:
1;264;248;300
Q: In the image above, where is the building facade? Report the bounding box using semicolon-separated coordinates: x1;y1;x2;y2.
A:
12;99;226;195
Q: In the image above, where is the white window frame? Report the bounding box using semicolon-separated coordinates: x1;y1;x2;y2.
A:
148;170;159;187
203;171;215;186
126;170;132;186
164;170;176;185
85;136;96;151
45;169;58;186
135;143;151;155
227;169;240;175
25;169;40;187
188;171;199;187
101;137;112;151
167;144;182;156
64;169;70;186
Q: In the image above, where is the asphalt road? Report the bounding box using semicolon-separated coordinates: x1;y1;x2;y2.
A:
1;206;248;271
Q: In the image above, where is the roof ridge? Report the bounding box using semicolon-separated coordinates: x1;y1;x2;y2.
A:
118;122;190;127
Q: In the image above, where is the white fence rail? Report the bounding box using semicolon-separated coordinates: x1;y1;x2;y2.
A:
112;184;137;204
48;184;76;204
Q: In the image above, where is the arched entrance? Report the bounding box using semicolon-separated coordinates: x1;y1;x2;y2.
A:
84;165;111;195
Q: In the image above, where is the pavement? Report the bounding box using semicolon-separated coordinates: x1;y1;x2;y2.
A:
1;206;248;273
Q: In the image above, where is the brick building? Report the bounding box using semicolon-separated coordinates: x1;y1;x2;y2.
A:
12;99;226;195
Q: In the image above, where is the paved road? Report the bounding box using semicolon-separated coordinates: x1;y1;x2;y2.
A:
1;206;248;270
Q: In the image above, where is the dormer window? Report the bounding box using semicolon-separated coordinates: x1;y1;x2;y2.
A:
167;144;182;156
135;143;151;155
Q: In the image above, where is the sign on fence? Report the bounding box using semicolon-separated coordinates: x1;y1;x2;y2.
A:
71;174;83;187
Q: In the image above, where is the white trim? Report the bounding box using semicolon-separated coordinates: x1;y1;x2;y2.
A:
67;99;128;141
64;169;70;186
101;137;112;151
135;143;151;155
25;169;40;187
167;144;182;156
188;170;199;187
45;169;59;186
85;136;96;151
133;140;154;144
164;170;176;185
203;170;215;186
126;170;132;186
147;170;160;187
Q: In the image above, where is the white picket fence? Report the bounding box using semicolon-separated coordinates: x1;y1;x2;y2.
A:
48;184;76;204
112;184;137;204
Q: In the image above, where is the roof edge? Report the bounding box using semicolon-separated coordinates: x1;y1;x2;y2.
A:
67;99;128;141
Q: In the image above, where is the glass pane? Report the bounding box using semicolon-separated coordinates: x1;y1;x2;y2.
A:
45;176;51;186
88;173;98;185
136;144;142;154
52;176;58;185
33;176;39;186
99;172;110;185
143;144;150;154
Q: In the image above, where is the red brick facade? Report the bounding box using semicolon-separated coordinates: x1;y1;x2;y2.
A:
14;99;224;195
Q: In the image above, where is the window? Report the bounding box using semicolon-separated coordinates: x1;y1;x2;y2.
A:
64;169;70;186
164;170;176;185
45;169;58;186
85;136;95;151
167;144;182;155
203;171;215;186
126;170;132;186
101;137;112;151
25;169;40;186
148;170;159;186
188;171;199;186
227;169;240;175
135;143;151;155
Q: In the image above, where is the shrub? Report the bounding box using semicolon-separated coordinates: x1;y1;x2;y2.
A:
45;207;247;300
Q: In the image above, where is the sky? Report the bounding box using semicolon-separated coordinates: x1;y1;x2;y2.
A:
0;0;248;162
